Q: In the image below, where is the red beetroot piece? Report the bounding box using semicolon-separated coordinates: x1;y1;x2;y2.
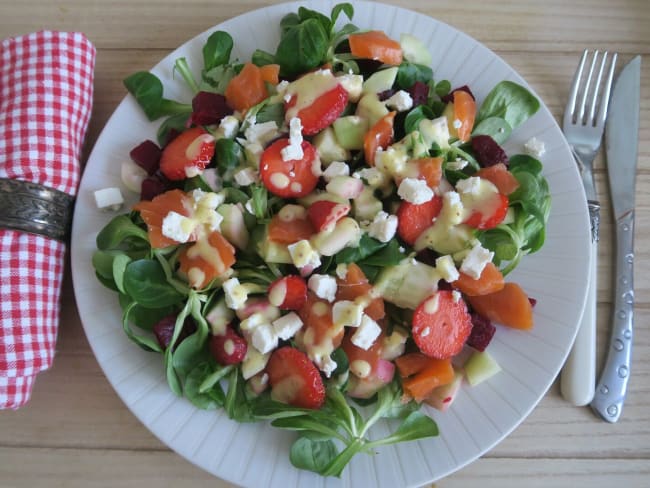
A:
466;312;496;352
191;91;233;126
209;326;248;365
408;81;430;107
441;85;475;103
130;140;162;175
140;175;169;201
268;275;308;311
471;134;509;167
153;314;196;350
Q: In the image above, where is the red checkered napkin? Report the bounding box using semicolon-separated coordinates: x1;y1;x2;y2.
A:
0;31;95;409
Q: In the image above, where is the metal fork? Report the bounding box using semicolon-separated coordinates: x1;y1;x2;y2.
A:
560;49;618;406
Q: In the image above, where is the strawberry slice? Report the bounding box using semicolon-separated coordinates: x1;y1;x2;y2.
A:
285;83;348;136
463;191;509;230
412;290;473;359
260;138;319;198
266;346;326;409
209;326;248;365
396;195;443;245
159;126;215;181
307;200;351;232
268;275;308;310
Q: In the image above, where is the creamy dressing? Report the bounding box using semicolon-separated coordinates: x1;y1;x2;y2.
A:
284;69;339;120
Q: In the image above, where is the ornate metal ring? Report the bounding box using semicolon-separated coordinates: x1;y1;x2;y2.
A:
0;178;75;242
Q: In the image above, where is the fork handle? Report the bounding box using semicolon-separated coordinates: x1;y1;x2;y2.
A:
591;210;635;422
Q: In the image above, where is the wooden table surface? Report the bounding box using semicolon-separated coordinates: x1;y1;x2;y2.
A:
1;1;648;487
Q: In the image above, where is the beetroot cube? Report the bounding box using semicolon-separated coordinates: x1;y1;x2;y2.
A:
129;140;162;175
140;175;168;201
471;134;509;167
153;314;196;350
408;81;429;107
467;312;496;352
441;85;475;103
191;91;233;126
378;89;396;101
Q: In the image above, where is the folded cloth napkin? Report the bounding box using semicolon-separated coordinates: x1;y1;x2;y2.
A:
0;31;95;409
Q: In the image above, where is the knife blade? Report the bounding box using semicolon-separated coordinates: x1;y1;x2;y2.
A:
590;55;641;422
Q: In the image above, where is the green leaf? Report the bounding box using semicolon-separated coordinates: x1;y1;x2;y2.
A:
118;293;175;331
120;300;164;352
275;18;329;77
251;49;276;67
434;79;451;98
123;259;185;308
174;57;199;94
331;3;354;26
202;31;234;71
123;72;192;121
298;6;332;33
184;362;224;409
290;437;339;474
404;105;435;134
359;238;403;267
112;254;132;294
330;348;349;377
476;81;540;130
199;64;237;94
368;411;438;447
92;250;120;281
471;116;513;144
396;62;433;90
335;234;386;264
96;214;149;251
157;113;191;147
215;138;242;175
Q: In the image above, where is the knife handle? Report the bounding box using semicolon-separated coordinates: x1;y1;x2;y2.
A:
560;237;597;405
591;210;635;422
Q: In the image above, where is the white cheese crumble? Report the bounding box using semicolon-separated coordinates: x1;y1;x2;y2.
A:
272;312;304;341
287;239;321;270
161;211;195;243
219;115;240;138
435;255;459;282
322;161;350;182
332;300;364;328
455;176;481;195
336;73;363;102
353;167;388;188
244;120;279;147
94;187;124;211
385;90;413;112
251;324;278;354
120;160;147;193
524;137;546;158
351;314;382;350
307;274;338;302
441;191;464;225
281;117;304;162
335;263;348;280
397;177;434;204
447;158;469;171
223;277;248;310
366;211;398;243
460;242;495;279
233;167;259;187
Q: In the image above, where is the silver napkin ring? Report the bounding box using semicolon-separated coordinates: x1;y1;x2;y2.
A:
0;178;75;242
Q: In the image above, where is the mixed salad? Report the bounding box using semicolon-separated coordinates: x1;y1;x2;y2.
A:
92;3;550;477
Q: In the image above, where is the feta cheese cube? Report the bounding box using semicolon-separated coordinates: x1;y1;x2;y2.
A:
335;263;348;280
241;348;270;380
336;73;363;102
455;176;481;195
351;314;382;350
239;312;269;332
460;242;495;279
446;158;469;171
251;323;278;354
353;167;388;188
435;255;459;282
161;211;195;243
366;211;398;243
281;117;304;162
287;239;321;270
314;354;338;378
385;90;413;112
524;136;546;158
234;167;259;187
397;178;434;204
322;161;350;182
93;187;124;211
332;300;364;328
244;120;279;147
308;274;338;302
275;80;290;95
219;115;240;138
223;277;248;310
272;312;304;340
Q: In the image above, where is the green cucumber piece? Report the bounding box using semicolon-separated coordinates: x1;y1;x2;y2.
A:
465;350;502;386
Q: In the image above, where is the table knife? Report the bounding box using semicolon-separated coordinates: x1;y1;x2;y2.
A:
591;55;641;422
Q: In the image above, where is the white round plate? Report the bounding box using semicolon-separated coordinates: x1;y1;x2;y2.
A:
71;1;590;486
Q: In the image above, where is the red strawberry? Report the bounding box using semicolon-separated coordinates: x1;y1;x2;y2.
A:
159;126;215;181
209;326;248;365
285;83;348;136
266;346;325;409
268;275;308;310
307;200;351;232
396;195;443;245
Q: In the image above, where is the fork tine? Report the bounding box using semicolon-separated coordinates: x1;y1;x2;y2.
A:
567;49;588;117
596;52;618;127
587;51;608;124
578;50;599;123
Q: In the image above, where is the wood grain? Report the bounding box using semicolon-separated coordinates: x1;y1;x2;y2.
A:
1;0;649;487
